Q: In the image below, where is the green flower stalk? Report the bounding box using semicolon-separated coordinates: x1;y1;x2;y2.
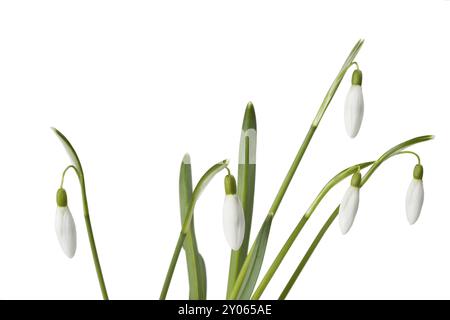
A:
52;128;108;300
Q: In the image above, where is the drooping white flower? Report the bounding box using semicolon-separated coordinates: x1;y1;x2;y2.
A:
222;174;245;250
339;171;361;235
344;69;364;138
406;164;424;225
55;188;77;258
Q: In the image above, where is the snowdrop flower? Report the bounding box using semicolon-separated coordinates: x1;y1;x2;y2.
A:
406;164;424;225
339;171;361;234
223;174;245;250
55;188;77;258
344;69;364;138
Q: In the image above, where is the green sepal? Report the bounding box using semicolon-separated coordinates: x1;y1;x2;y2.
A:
224;175;237;195
351;69;363;85
56;188;68;207
413;164;423;180
351;171;362;188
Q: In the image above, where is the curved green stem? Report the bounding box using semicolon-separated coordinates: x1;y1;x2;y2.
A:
52;128;108;300
360;135;432;186
278;135;433;299
60;165;79;188
160;159;229;300
79;177;108;300
395;151;421;164
250;161;374;300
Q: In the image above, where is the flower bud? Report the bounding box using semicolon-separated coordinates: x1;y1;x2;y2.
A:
339;171;361;234
223;175;245;250
406;164;424;225
55;188;77;258
344;69;364;138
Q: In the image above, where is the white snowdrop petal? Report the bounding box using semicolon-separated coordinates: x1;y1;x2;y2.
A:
344;85;364;138
55;206;77;258
339;186;360;234
406;179;424;225
223;195;245;250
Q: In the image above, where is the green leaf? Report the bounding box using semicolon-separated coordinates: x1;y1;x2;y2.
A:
227;102;257;298
179;154;207;300
160;158;228;299
198;254;207;298
230;215;273;300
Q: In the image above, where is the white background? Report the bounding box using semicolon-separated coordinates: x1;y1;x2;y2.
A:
0;1;449;300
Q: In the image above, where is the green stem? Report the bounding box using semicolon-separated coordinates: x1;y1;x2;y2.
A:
360;135;432;186
77;176;108;300
392;151;421;164
60;165;78;188
159;232;186;300
251;161;374;299
268;125;316;216
278;135;433;299
279;207;339;300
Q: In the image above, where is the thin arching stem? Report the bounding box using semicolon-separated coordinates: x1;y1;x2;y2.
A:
395;151;421;164
60;165;80;188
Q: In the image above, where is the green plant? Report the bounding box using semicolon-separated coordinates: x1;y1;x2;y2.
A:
159;40;433;300
52;128;109;300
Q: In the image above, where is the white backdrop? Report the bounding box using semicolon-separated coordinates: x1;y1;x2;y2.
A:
0;1;449;300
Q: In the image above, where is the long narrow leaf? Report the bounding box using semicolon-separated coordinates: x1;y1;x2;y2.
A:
179;154;207;299
229;215;273;299
227;103;257;298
